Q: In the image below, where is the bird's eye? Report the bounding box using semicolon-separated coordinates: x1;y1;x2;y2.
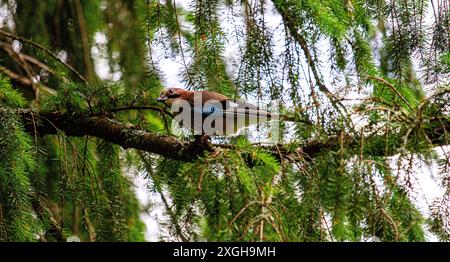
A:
168;89;174;95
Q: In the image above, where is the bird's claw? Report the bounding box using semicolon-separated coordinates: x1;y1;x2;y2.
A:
194;135;212;148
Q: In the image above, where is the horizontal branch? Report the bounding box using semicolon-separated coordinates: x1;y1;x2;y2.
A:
18;110;449;162
107;106;174;118
19;110;209;161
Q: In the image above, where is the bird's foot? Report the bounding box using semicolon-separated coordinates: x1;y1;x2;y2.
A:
194;135;212;148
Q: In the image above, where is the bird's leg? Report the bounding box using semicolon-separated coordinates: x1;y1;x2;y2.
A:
194;134;212;148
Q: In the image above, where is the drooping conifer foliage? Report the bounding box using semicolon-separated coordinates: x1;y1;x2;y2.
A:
0;0;448;242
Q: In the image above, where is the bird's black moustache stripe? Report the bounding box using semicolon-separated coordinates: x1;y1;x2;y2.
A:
167;94;181;98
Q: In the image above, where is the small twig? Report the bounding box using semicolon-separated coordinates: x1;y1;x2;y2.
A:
196;169;206;192
379;207;400;241
0;65;56;96
0;41;39;101
73;0;94;82
0;29;87;83
159;189;190;242
0;65;32;86
365;75;414;111
228;201;260;227
172;0;195;88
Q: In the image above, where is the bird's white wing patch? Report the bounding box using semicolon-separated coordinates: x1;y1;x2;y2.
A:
228;101;239;108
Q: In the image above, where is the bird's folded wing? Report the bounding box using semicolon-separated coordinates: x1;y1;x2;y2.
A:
195;99;278;120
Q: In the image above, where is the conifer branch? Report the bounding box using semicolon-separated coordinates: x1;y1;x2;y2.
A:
18;110;210;161
17;109;449;162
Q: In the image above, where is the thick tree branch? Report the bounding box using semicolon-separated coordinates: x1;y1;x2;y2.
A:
18;109;449;162
19;109;210;161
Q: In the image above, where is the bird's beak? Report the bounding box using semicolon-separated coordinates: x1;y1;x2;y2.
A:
156;96;168;102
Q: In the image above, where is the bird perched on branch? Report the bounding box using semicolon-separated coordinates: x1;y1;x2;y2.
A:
156;87;284;136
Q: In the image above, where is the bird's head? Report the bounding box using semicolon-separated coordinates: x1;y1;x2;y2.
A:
156;87;187;106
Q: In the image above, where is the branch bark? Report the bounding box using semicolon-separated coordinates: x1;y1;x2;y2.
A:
17;109;449;162
19;110;210;161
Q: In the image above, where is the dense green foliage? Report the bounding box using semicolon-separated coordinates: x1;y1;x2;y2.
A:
0;0;448;242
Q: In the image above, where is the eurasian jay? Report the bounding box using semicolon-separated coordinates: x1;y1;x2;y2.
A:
156;87;279;136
